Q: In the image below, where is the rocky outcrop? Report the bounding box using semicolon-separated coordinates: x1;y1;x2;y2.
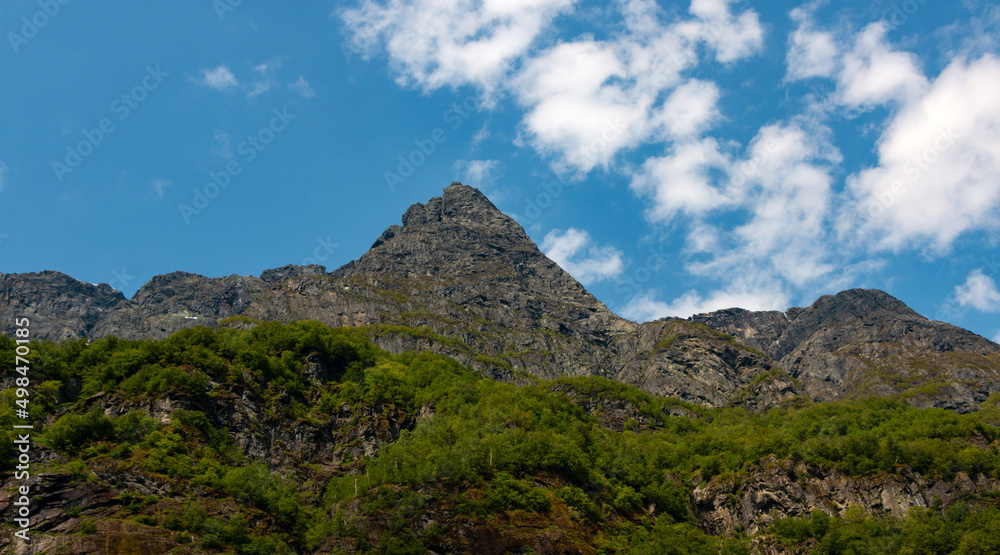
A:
89;272;266;340
2;184;997;411
0;271;126;341
693;455;1000;537
692;290;1000;411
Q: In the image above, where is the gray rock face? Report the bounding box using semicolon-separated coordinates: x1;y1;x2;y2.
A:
694;455;1000;537
89;271;266;340
0;271;126;341
692;290;1000;411
1;183;996;411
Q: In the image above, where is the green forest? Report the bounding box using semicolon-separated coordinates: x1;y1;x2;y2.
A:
3;321;1000;554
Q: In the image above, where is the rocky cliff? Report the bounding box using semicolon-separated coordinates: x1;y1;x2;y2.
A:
691;290;1000;412
1;183;997;412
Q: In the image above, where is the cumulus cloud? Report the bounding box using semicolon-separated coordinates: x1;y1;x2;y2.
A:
630;138;732;222
954;269;1000;312
786;6;839;80
993;330;1000;344
685;0;764;63
340;0;575;98
836;23;927;108
541;228;624;284
198;66;239;91
343;0;761;173
632;120;841;295
621;285;788;322
658;80;722;139
842;55;1000;252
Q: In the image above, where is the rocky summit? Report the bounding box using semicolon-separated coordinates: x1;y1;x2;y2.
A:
3;182;996;411
3;183;1000;554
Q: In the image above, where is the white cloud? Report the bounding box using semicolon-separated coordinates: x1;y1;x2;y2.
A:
290;75;316;98
0;161;7;193
198;66;239;91
658;80;721;139
541;228;624;284
954;269;1000;313
453;159;502;189
633;121;841;293
340;0;575;98
253;59;283;74
837;23;927;108
247;80;274;98
785;7;838;80
213;130;233;159
686;0;764;63
630;138;732;222
343;0;761;173
621;285;788;322
842;55;1000;252
149;178;172;199
993;330;1000;344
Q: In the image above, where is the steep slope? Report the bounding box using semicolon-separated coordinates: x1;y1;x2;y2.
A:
0;183;787;408
0;271;126;340
692;289;1000;411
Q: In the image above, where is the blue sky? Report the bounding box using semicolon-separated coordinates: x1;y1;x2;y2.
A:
1;0;999;343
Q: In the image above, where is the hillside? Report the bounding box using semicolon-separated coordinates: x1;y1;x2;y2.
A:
2;182;1000;554
4;183;996;411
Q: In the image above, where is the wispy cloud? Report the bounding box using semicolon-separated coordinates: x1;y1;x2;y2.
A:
149;178;172;200
954;269;1000;313
289;75;316;98
197;66;239;91
247;80;274;98
541;227;624;285
213;130;233;159
453;159;501;190
0;160;7;193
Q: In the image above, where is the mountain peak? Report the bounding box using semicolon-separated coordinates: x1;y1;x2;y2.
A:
398;182;510;230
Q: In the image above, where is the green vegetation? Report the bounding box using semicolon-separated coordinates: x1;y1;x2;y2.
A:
769;505;1000;554
2;324;1000;553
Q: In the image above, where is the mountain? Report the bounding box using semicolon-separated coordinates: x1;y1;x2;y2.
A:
692;289;1000;412
3;183;997;412
3;183;1000;554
